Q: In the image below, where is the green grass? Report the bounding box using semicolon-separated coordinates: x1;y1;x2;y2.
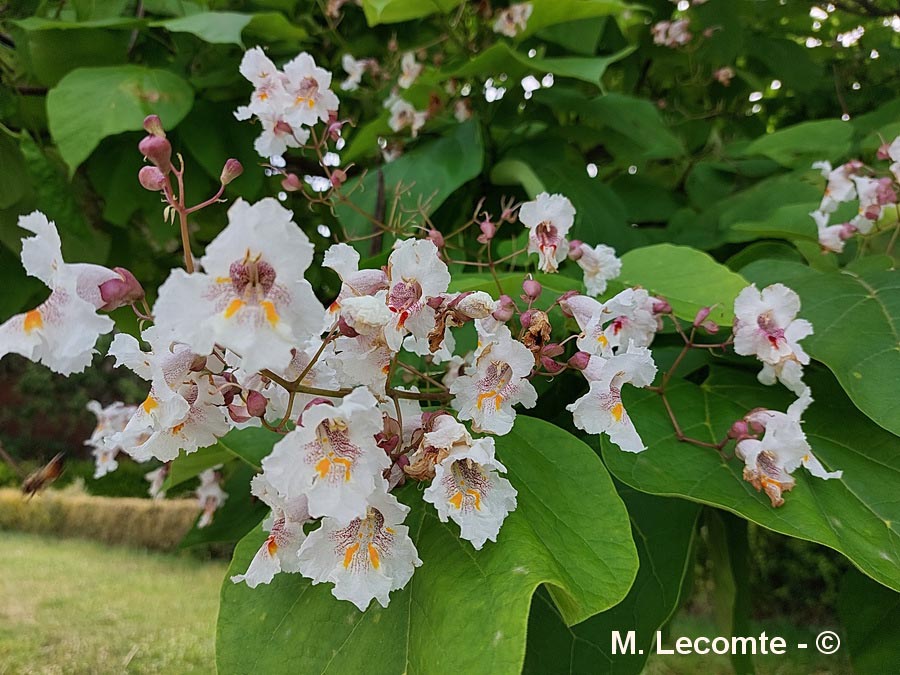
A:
0;532;226;674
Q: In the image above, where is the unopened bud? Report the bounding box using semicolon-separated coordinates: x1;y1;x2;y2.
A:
568;351;591;370
727;419;750;440
568;240;584;261
652;299;672;314
523;278;542;300
542;343;564;358
693;306;712;327
878;143;892;160
330;168;348;189
876;177;897;205
143;114;165;138
99;267;145;310
701;319;719;334
138;135;172;173
520;308;535;329
540;355;565;373
477;218;496;244
839;222;857;240
326;112;348;141
246;391;268;418
220;158;243;185
427;228;445;249
282;173;303;192
138;166;167;192
491;294;515;322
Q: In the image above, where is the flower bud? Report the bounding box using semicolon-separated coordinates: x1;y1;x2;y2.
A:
138;166;167;192
246;391;268;418
143;114;165;138
876;177;897;205
282;173;303;192
520;308;535;329
652;299;672;314
330;168;348;189
457;291;494;319
540;355;565;373
727;419;750;440
523;278;542;300
138;135;172;173
568;351;591;370
491;295;515;322
839;222;857;240
542;343;564;358
220;158;243;185
878;143;892;161
477;218;496;244
427;228;445;249
99;267;145;310
701;319;719;334
568;240;584;261
693;306;712;327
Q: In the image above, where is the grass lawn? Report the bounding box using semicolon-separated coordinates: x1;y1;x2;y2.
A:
0;531;226;674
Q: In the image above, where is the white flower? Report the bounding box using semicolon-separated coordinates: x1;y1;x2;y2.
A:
282;52;340;127
810;210;853;253
737;392;841;507
576;243;621;296
567;343;657;452
450;326;537;435
493;2;533;37
153;198;324;375
519;193;576;273
248;108;309;160
341;54;367;91
330;293;395;391
304;175;331;192
850;175;880;234
0;212;116;375
254;341;340;424
297;485;421;611
387;97;427;136
397;52;422;89
733;284;813;394
422;416;517;549
652;19;692;47
144;466;168;500
812;160;858;213
231;475;312;588
566;288;660;357
384;238;451;351
888;136;900;183
238;47;287;117
85;400;135;478
197;467;228;528
323;243;389;316
261;387;389;522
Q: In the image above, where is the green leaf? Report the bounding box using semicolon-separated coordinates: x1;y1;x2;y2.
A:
244;12;307;42
154;12;252;45
521;0;632;38
217;416;638;674
335;120;483;243
741;120;853;168
163;444;236;491
47;66;194;175
742;259;900;436
361;0;464;25
838;570;900;674
617;244;749;324
216;426;283;470
727;203;820;243
0;132;28;209
602;367;900;593
524;488;700;675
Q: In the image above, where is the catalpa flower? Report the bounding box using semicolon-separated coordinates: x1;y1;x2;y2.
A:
566;288;660;358
519;193;576;273
237;47;287;118
493;2;533;38
0;212;117;375
652;19;692;47
733;284;813;394
450;325;537;435
850;175;881;234
197;467;228;528
282;52;340;128
85;400;135;478
567;343;658;453
261;387;389;522
330;294;395;391
231;475;312;588
397;52;422;89
572;242;621;296
322;243;389;315
341;54;368;91
810;210;855;254
384;238;451;351
387;97;427;137
812;160;859;213
144;465;168;500
153;198;324;375
737;392;842;507
297;485;421;611
422;416;517;549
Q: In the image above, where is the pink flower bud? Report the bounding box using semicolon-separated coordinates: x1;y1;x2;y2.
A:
220;158;243;185
878;143;892;161
492;295;515;322
282;173;303;192
839;222;857;240
523;278;542;300
228;403;251;424
143;114;165;138
876;177;897;205
652;299;672;314
541;343;564;358
326;112;348;141
845;159;864;173
540;355;565;373
477;217;496;244
727;419;750;440
693;306;712;327
138;166;166;192
99;267;145;310
568;240;584;261
701;319;719;334
330;169;348;189
427;228;445;248
568;351;591;370
246;391;268;418
520;309;535;329
138;135;172;173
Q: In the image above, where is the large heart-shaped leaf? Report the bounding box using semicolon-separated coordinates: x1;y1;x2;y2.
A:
217;416;638;674
838;570;900;673
742;259;900;436
361;0;464;25
520;0;632;38
602;367;900;592
740;119;854;168
524;488;700;675
47;66;194;174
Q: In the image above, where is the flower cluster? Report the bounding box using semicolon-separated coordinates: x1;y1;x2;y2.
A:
809;137;900;253
85;401;136;479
